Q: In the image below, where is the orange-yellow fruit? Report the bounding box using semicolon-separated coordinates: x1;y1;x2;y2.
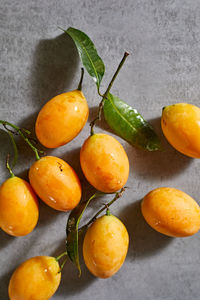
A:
83;214;129;278
29;156;81;211
8;256;61;300
35;90;89;148
141;187;200;237
161;103;200;158
80;133;129;193
0;177;39;236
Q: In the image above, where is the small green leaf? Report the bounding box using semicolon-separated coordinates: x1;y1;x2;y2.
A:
66;193;100;276
63;27;105;90
103;93;162;151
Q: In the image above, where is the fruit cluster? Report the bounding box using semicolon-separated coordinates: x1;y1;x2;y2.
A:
1;27;200;300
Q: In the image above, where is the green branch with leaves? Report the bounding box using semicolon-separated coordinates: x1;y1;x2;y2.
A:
60;27;161;151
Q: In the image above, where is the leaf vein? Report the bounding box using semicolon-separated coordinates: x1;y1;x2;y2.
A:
107;95;137;134
69;31;100;86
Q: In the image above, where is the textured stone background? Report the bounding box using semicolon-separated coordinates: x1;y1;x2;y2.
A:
0;0;200;299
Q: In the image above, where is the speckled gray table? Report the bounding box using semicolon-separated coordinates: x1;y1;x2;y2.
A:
1;1;200;299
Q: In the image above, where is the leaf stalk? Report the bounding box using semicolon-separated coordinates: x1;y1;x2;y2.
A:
79;187;125;231
56;251;68;262
90;52;129;135
0;120;43;161
58;256;68;273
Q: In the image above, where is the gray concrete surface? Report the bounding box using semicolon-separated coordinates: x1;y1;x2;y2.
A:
0;0;200;299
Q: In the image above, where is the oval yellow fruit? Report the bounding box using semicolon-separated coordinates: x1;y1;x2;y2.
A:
0;177;39;236
35;90;89;148
29;156;81;211
83;215;129;278
161;103;200;158
141;187;200;237
80;133;129;193
8;256;61;300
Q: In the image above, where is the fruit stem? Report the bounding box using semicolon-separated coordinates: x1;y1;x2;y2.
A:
5;130;18;177
106;208;111;216
6;154;15;178
58;256;68;273
0;120;43;161
77;68;84;91
55;251;68;261
80;187;125;230
104;52;129;99
90;98;104;136
90;52;129;136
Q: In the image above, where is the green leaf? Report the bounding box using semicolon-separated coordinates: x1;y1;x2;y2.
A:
66;193;100;276
63;27;105;90
103;93;162;151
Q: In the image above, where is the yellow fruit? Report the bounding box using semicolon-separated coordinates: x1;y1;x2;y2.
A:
35;90;89;148
83;214;129;278
141;187;200;237
8;256;61;300
80;133;129;193
29;156;81;211
0;177;39;236
161;103;200;158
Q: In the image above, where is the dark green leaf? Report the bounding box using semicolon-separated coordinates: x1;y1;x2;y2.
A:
63;27;105;90
103;93;162;151
66;193;100;276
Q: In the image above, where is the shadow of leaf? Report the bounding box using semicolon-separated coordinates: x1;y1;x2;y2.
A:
30;33;79;108
9;32;80;166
